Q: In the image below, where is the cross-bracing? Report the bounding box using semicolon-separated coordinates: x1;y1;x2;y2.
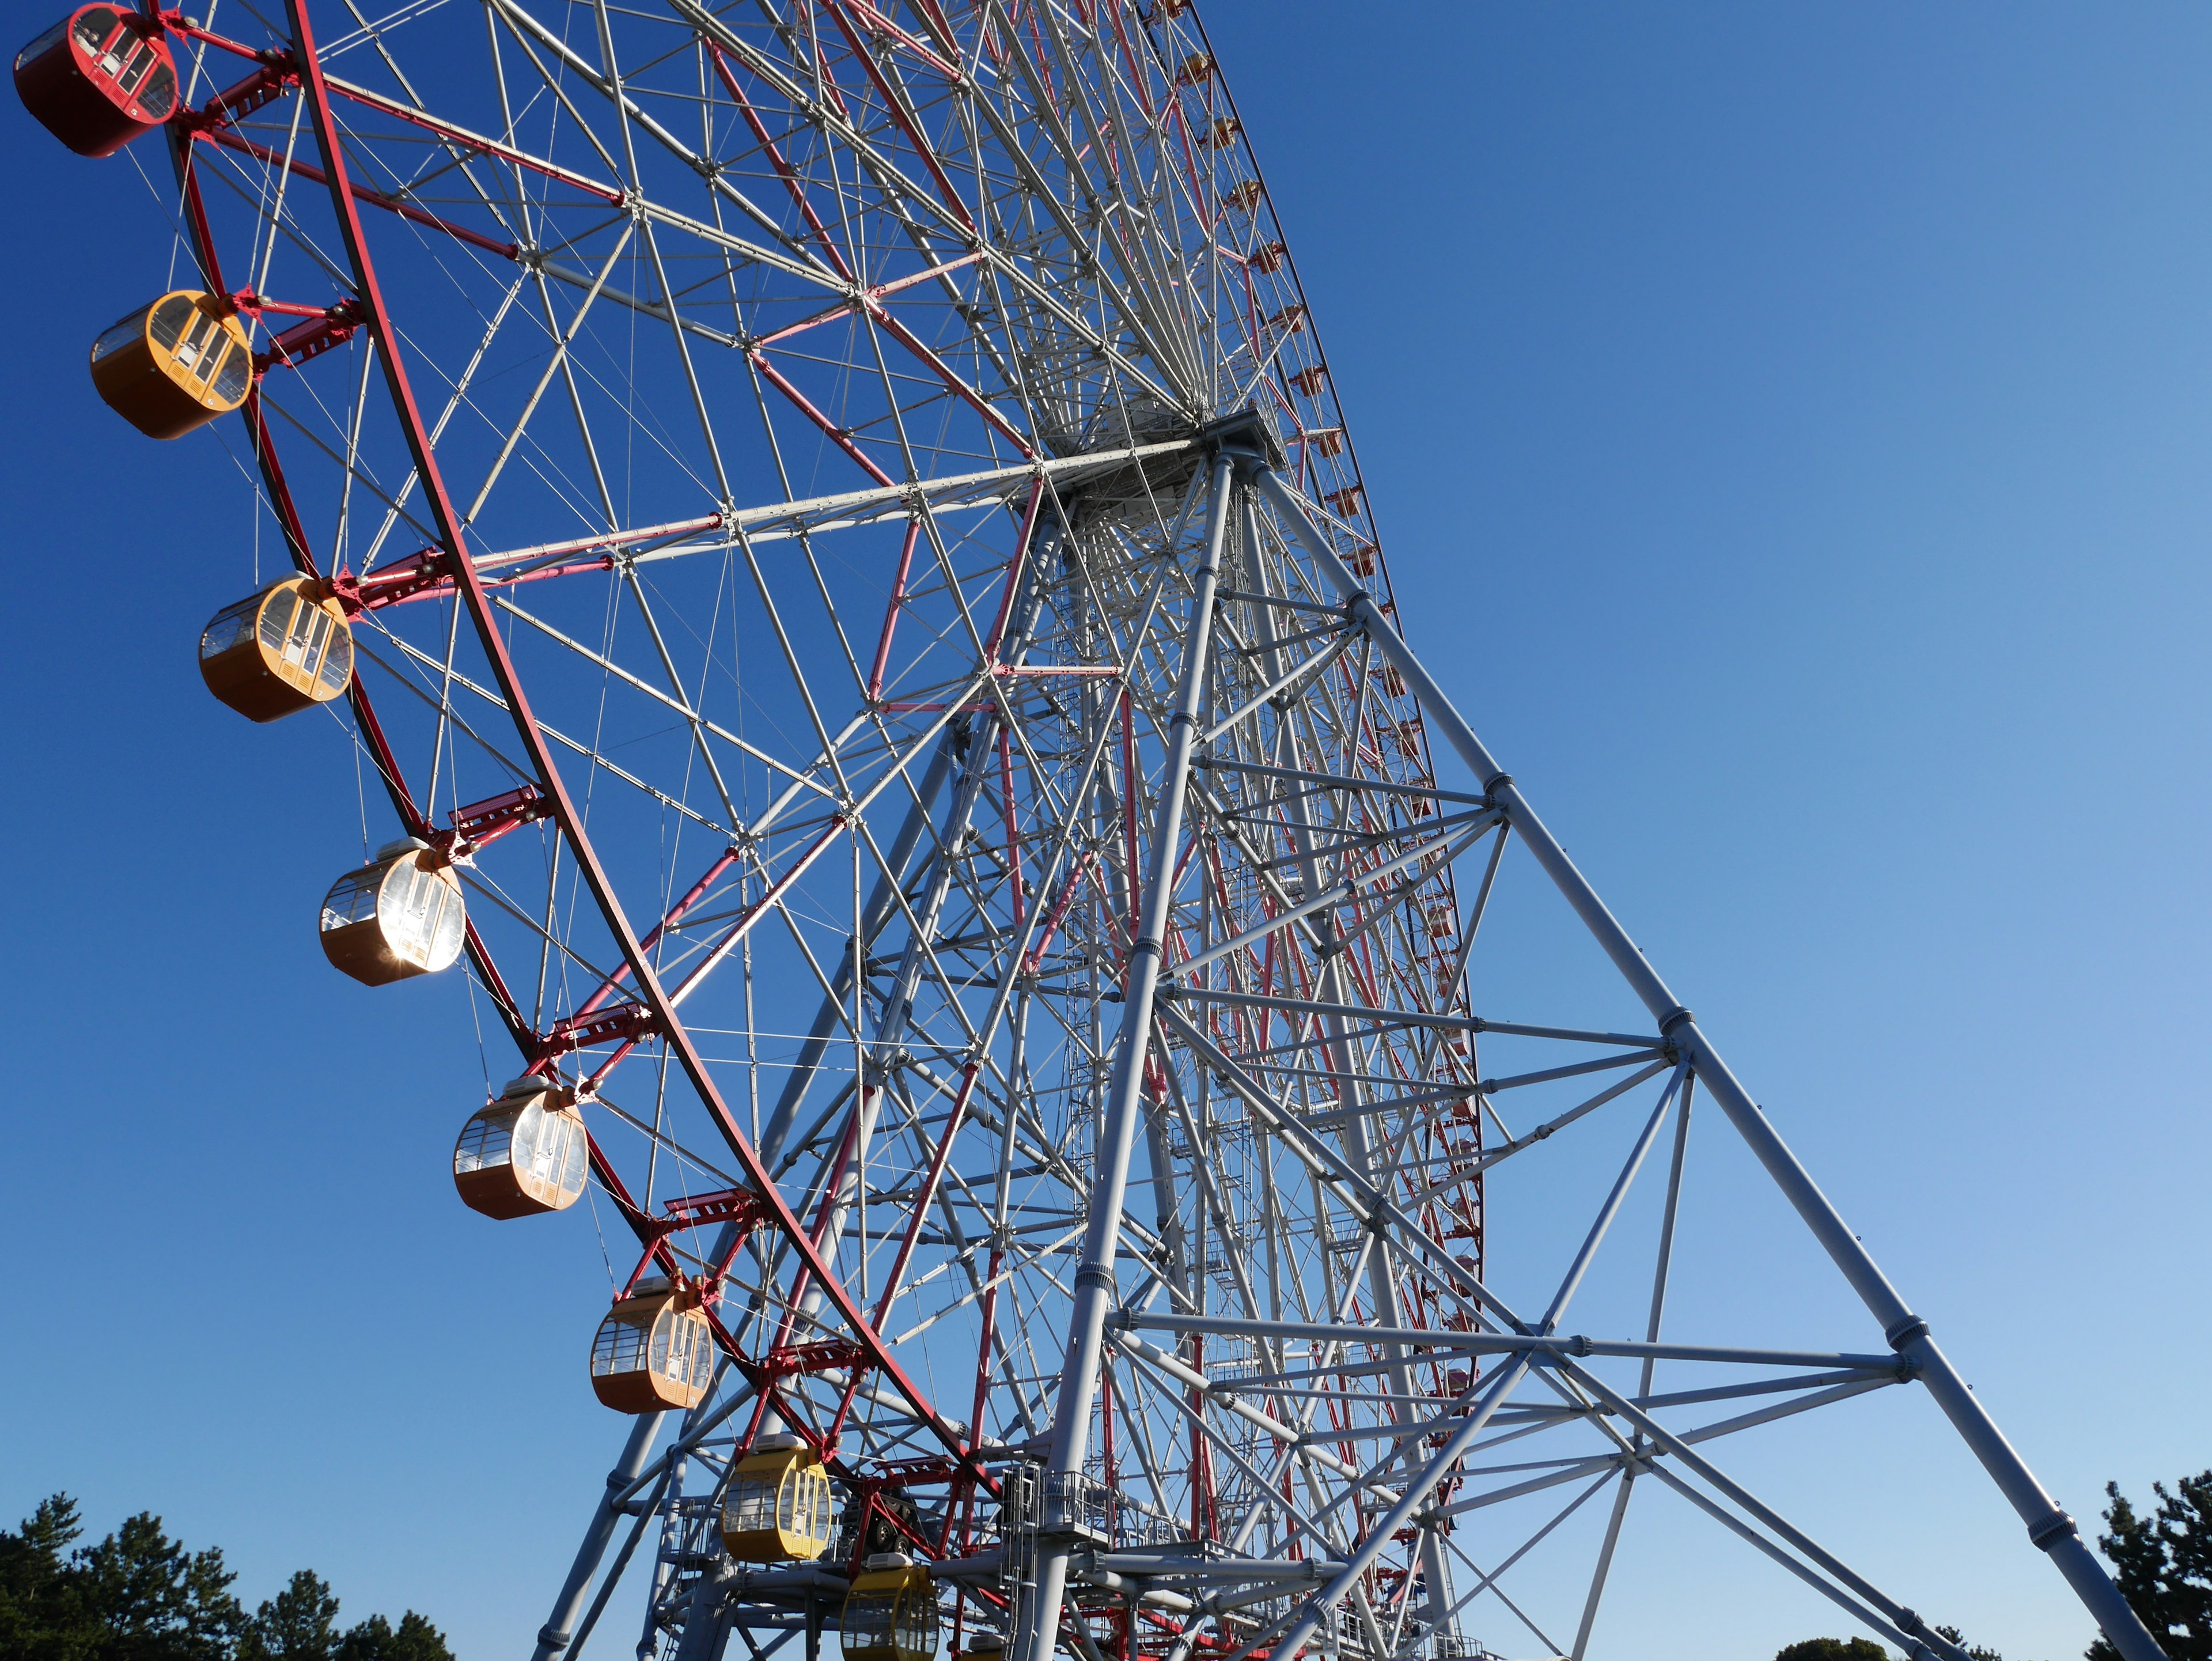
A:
97;3;2172;1660
517;433;2165;1661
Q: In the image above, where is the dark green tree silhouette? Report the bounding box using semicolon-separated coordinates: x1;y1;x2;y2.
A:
73;1510;246;1660
0;1497;453;1661
1933;1622;2006;1661
2091;1473;2212;1661
240;1571;342;1661
232;1568;456;1661
0;1494;100;1661
1775;1641;1888;1661
333;1611;454;1661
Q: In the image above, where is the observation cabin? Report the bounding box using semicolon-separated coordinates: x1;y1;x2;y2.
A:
841;1554;939;1661
90;290;251;439
15;7;177;157
454;1076;589;1220
199;576;354;721
319;838;467;986
719;1432;834;1562
589;1276;716;1414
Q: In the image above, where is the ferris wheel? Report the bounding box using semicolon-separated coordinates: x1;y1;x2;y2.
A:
14;5;2171;1661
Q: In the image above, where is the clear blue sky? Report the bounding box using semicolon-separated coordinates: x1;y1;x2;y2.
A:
2;5;2207;1660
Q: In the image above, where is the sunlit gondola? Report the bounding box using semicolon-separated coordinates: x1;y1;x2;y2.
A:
588;1277;715;1414
453;1077;589;1220
718;1433;835;1562
198;577;354;721
89;290;251;439
318;840;467;986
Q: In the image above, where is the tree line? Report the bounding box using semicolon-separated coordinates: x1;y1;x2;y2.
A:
1775;1473;2212;1661
10;1467;2211;1660
0;1494;454;1661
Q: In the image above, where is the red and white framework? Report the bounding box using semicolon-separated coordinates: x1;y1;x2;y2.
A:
28;2;2171;1660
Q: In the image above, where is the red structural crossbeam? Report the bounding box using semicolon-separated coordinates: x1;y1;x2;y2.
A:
248;297;363;373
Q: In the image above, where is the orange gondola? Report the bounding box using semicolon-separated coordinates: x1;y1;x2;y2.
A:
589;1277;716;1414
90;291;251;440
198;577;354;722
317;840;468;986
454;1077;589;1220
14;7;177;157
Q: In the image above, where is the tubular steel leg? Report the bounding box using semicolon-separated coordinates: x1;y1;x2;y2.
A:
1014;451;1236;1661
1249;463;2170;1661
672;1567;733;1661
533;1412;669;1661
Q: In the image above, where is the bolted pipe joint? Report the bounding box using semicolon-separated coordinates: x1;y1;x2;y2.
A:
1885;1315;1931;1352
2029;1508;2080;1550
1896;1605;1974;1661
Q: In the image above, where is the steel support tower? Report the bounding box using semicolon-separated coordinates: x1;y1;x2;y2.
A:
36;2;2169;1658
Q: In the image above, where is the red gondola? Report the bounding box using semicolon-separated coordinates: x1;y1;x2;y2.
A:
14;7;177;158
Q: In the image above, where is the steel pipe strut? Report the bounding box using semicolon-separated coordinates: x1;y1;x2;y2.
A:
1014;451;1237;1661
757;732;960;1169
1248;464;2169;1661
531;1412;667;1661
1265;1355;1537;1661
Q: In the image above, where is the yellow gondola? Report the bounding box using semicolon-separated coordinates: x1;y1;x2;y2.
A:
198;576;354;721
453;1077;589;1219
89;290;251;439
841;1554;938;1661
589;1277;715;1414
719;1433;835;1562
